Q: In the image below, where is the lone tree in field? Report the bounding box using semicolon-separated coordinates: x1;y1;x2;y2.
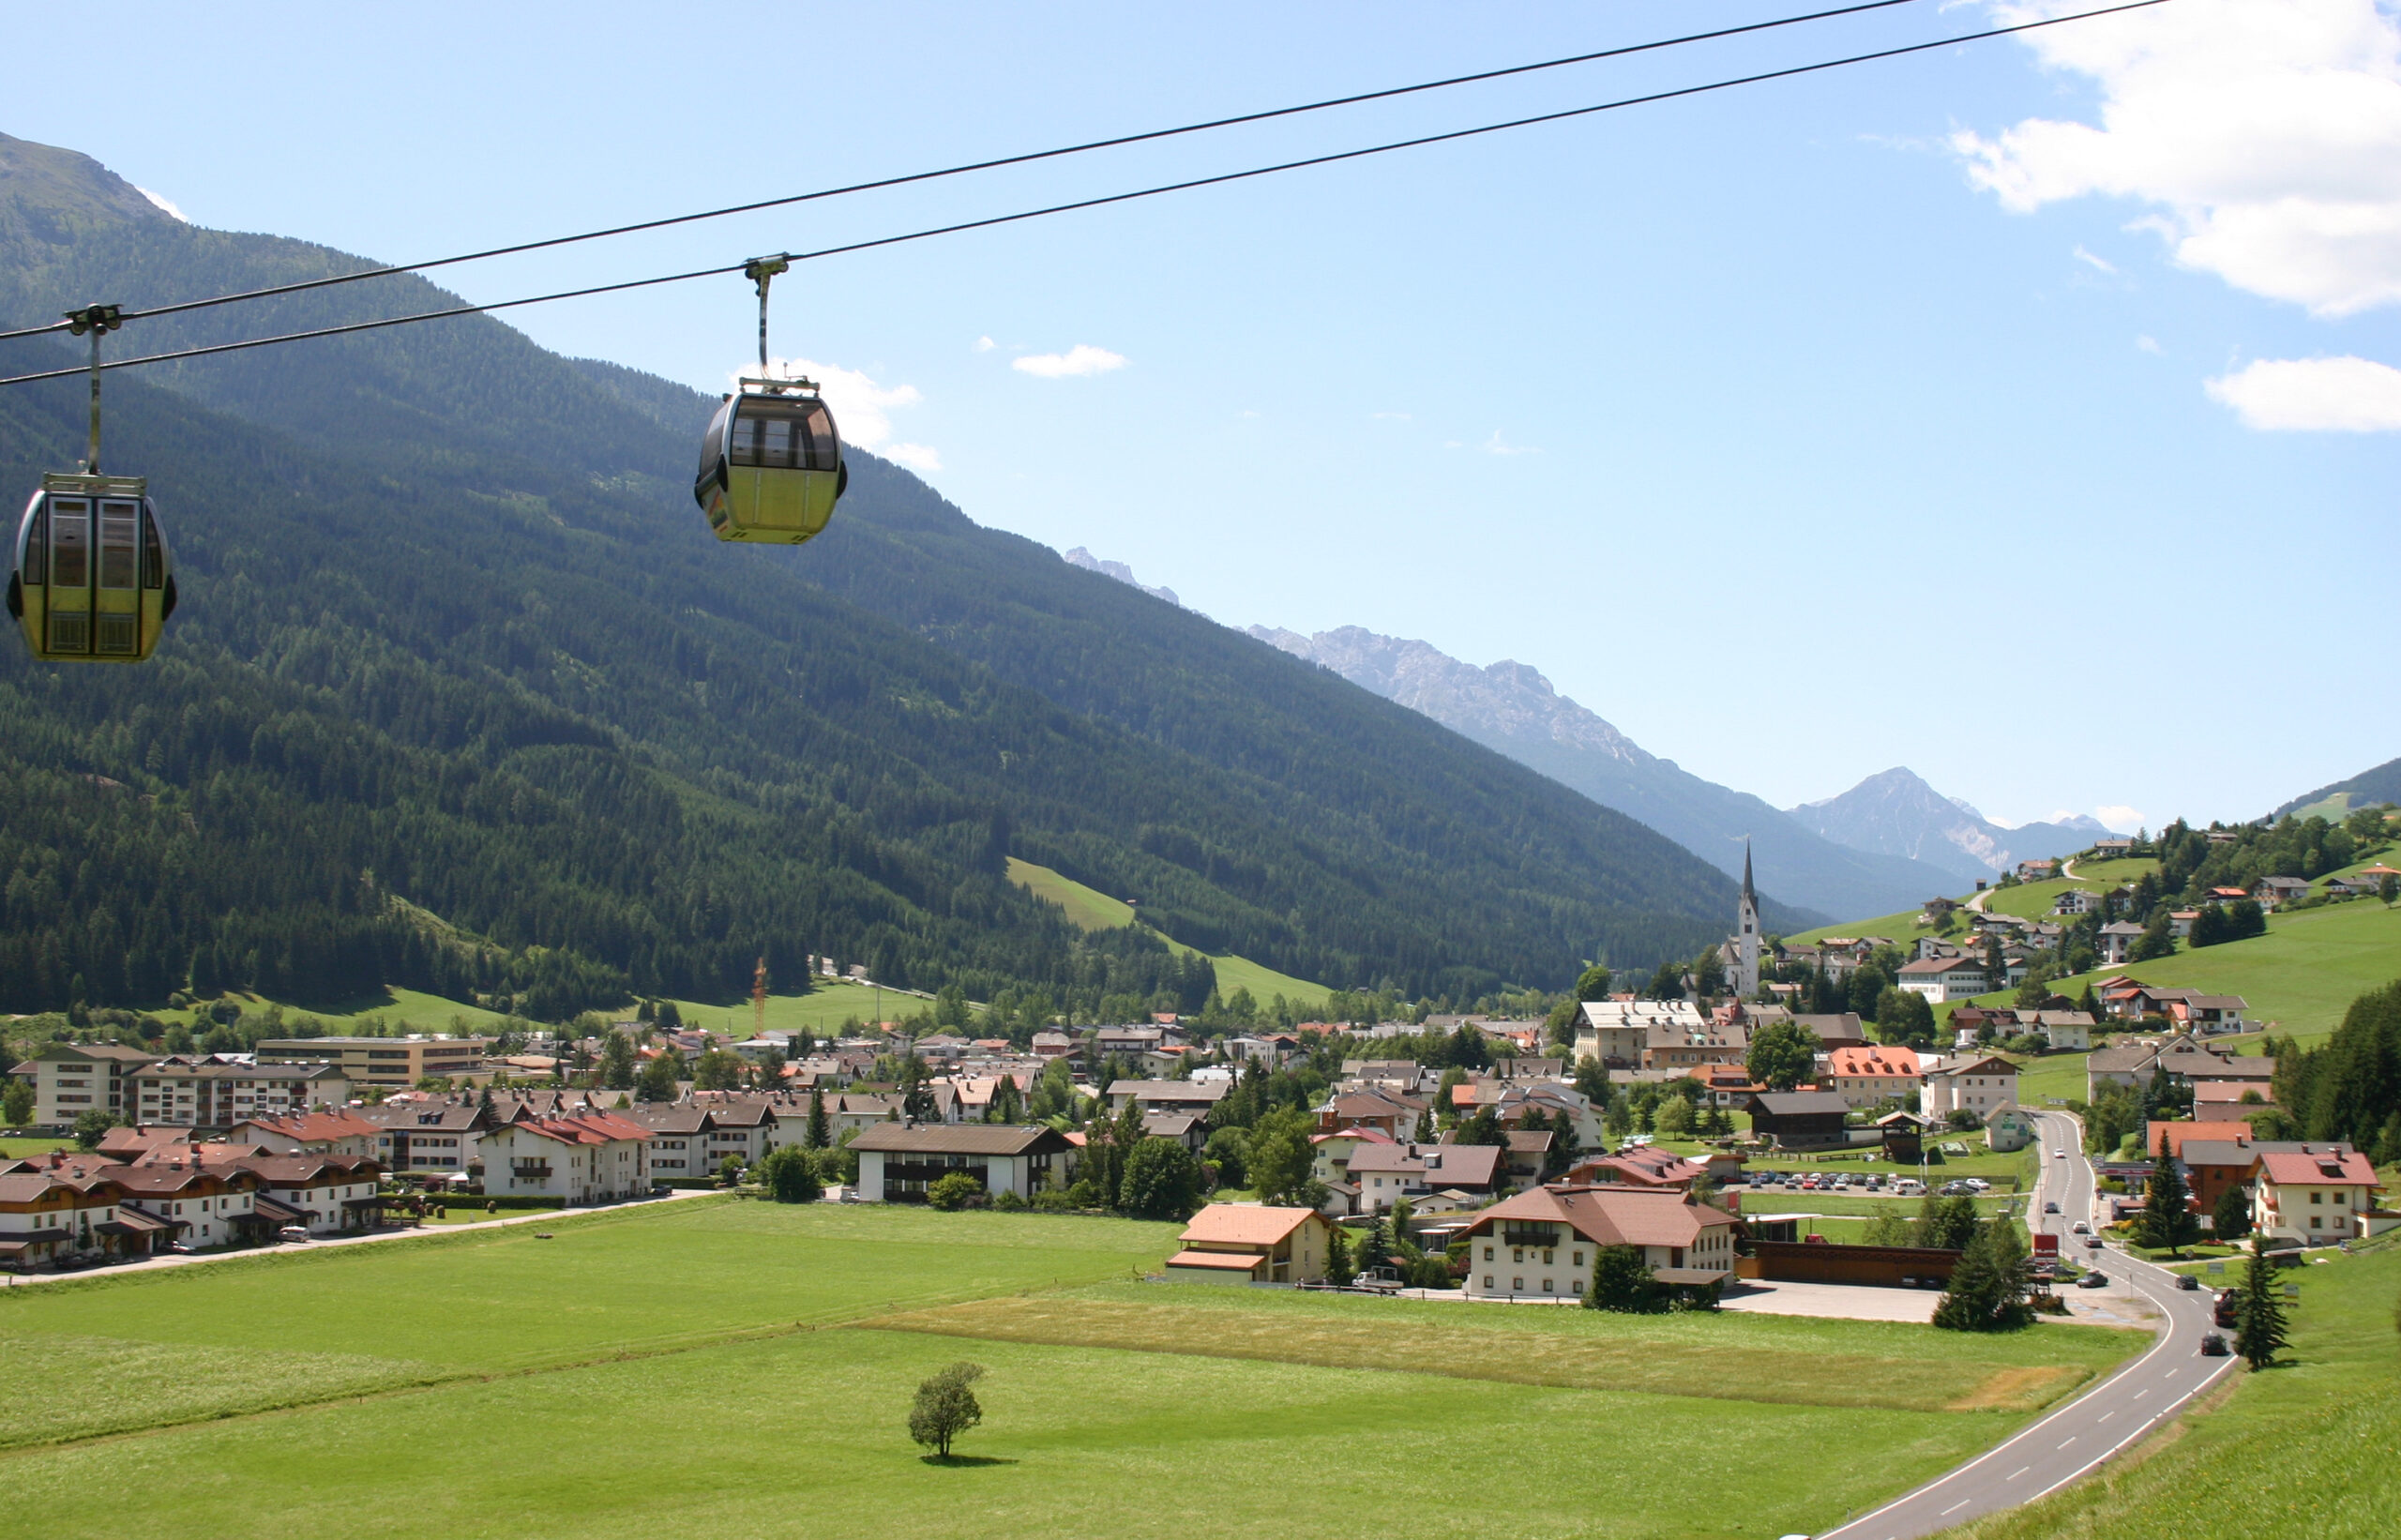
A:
1933;1220;2033;1333
2234;1241;2288;1370
909;1361;987;1459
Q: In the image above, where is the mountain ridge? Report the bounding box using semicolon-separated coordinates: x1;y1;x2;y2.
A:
1247;624;1976;923
1786;766;2109;883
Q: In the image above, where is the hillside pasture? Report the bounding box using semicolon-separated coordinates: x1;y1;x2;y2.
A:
1007;857;1327;1002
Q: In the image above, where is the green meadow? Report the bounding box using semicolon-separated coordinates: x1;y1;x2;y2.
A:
1942;1244;2401;1540
0;1199;2150;1540
1007;856;1328;1003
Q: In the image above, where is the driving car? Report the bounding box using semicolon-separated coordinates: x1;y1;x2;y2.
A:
2177;1273;2200;1291
2077;1270;2109;1288
2085;1235;2105;1249
2054;1149;2067;1158
2071;1220;2091;1233
2044;1201;2061;1214
2200;1333;2230;1356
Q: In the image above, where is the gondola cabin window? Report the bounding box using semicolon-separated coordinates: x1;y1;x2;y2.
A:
49;499;86;587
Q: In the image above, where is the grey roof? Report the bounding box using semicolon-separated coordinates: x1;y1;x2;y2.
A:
1106;1080;1231;1102
848;1124;1073;1156
1747;1092;1853;1117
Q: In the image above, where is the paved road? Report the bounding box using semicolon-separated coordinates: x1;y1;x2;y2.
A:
1818;1111;2236;1540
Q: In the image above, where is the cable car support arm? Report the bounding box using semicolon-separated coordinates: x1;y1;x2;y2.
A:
63;305;123;474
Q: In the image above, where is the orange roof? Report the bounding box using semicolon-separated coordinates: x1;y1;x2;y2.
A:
1825;1046;1922;1080
1178;1203;1319;1246
2146;1121;2256;1157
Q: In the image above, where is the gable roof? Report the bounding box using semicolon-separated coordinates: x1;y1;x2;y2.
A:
846;1124;1071;1156
2255;1149;2378;1186
1459;1185;1735;1248
1178;1203;1320;1246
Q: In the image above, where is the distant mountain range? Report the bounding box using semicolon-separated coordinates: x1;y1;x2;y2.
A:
1245;624;1976;923
1063;548;1179;608
2274;754;2401;820
1785;768;2110;886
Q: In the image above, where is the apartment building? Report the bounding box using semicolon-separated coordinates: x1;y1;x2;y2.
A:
130;1059;349;1127
9;1042;158;1124
256;1034;494;1089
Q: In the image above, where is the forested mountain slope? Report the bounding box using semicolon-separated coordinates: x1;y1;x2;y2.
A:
0;130;1762;1017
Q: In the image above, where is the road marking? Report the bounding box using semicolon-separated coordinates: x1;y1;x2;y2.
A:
2058;1437;2076;1449
2006;1467;2029;1480
2097;1411;2113;1423
2163;1368;2179;1379
1940;1501;1970;1516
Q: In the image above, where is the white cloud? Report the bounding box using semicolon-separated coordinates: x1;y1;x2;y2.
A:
2205;354;2401;430
1371;411;1412;421
1013;344;1126;378
2136;334;2163;353
1956;2;2401;315
136;187;188;222
973;336;995;352
764;356;940;469
1481;430;1538;456
2094;804;2145;832
2073;244;2118;273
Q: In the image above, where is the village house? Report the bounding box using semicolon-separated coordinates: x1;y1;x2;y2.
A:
1571;1000;1703;1069
1641;1016;1751;1071
2053;888;2098;915
1309;1125;1396;1187
228;1110;383;1158
1457;1186;1740;1300
8;1041;157;1125
130;1058;349;1128
1896;955;1990;1003
1984;1106;2039;1152
2251;1146;2382;1246
0;1167;130;1268
1315;1086;1424;1139
1790;1013;1870;1050
1164;1203;1333;1284
229;1155;385;1235
1921;1055;2020;1123
102;1159;264;1247
1744;1091;1855;1149
850;1124;1076;1203
2095;921;2148;967
1341;1141;1505;1214
480;1111;655;1203
2252;876;2312;911
354;1098;495;1177
1820;1046;1923;1110
2032;1011;2095;1051
2084;1034;2257;1100
1107;1080;1233;1118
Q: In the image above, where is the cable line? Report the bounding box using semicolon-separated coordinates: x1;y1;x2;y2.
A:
0;0;2171;389
0;0;1936;344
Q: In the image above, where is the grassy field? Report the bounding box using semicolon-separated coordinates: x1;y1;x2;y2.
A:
0;1198;1173;1448
0;1196;2152;1540
1785;905;1931;948
1973;898;2401;1051
1007;857;1328;1003
1941;1243;2401;1540
135;984;517;1034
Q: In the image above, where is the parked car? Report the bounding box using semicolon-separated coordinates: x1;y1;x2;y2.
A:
166;1242;195;1255
2199;1333;2230;1356
277;1226;311;1244
2077;1270;2109;1288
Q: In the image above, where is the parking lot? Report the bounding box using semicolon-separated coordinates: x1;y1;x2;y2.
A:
1715;1278;1942;1322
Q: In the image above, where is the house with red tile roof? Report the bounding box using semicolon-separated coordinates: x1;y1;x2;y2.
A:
1821;1046;1923;1110
1165;1203;1334;1284
1456;1186;1740;1300
2251;1146;2382;1245
480;1112;654;1203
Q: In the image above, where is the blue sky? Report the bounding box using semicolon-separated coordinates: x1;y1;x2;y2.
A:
6;1;2395;831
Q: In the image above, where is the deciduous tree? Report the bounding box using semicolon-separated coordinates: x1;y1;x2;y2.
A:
907;1361;986;1459
1744;1020;1819;1092
1584;1245;1667;1313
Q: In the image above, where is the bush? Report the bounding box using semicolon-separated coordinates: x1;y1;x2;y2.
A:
990;1187;1026;1212
757;1144;823;1204
1029;1189;1079;1213
927;1171;985;1211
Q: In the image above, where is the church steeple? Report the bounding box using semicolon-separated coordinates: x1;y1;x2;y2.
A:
1742;841;1755;905
1732;840;1760;997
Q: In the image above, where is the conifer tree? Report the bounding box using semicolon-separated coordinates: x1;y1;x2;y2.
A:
1584;1245;1667;1313
2137;1131;2201;1256
805;1086;830;1148
2235;1240;2288;1369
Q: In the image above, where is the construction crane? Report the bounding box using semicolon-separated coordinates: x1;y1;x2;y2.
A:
753;956;769;1045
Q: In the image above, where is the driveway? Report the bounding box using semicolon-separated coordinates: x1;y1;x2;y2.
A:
1717;1278;1940;1322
